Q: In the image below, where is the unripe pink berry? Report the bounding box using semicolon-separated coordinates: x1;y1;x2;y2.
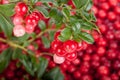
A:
13;15;23;25
13;25;25;37
53;54;65;64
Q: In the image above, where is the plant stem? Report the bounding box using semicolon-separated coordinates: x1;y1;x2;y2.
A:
0;38;27;52
28;28;58;43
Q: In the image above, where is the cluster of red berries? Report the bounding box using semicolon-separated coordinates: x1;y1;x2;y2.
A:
51;31;83;64
13;2;42;37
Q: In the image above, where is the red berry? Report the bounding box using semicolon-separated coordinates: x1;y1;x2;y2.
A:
98;10;107;19
14;2;28;16
51;40;62;51
25;15;38;27
55;46;67;57
25;24;35;34
108;12;116;21
13;14;23;25
100;2;110;11
31;11;41;21
114;6;120;14
98;66;109;75
65;52;77;61
77;42;83;51
63;40;78;53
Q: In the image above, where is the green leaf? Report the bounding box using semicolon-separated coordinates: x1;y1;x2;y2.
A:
79;32;94;44
73;0;89;9
36;6;49;18
43;67;64;80
0;48;13;73
57;0;68;3
84;0;93;11
39;0;54;3
71;21;81;32
58;35;67;42
0;13;14;38
38;20;46;31
49;31;55;42
20;55;35;76
41;36;50;48
12;48;22;60
80;20;96;30
90;12;97;22
30;0;38;4
49;8;63;23
11;34;30;43
61;27;72;39
37;57;48;78
0;3;15;16
62;7;70;19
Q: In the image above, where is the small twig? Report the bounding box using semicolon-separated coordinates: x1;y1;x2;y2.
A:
0;37;27;52
28;28;58;43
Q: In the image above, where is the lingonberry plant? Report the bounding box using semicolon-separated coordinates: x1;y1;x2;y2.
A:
0;0;98;80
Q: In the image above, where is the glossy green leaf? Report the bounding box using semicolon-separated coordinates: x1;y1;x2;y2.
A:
58;35;68;42
61;27;72;39
80;20;96;30
84;0;93;11
73;0;89;9
72;21;81;32
49;8;63;23
30;0;38;4
12;48;22;60
0;13;13;38
62;7;70;19
37;57;48;78
49;31;55;41
20;55;35;76
36;6;49;18
79;32;94;44
38;20;46;31
11;34;30;43
43;67;64;80
90;12;97;22
0;48;12;73
0;3;15;16
39;0;54;3
41;36;50;48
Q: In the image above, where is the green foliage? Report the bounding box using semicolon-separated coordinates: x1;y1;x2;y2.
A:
41;36;50;48
36;6;49;18
58;27;72;42
36;57;48;78
78;32;94;44
0;13;13;38
43;67;64;80
73;0;89;9
0;48;13;73
0;3;15;16
38;20;46;31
